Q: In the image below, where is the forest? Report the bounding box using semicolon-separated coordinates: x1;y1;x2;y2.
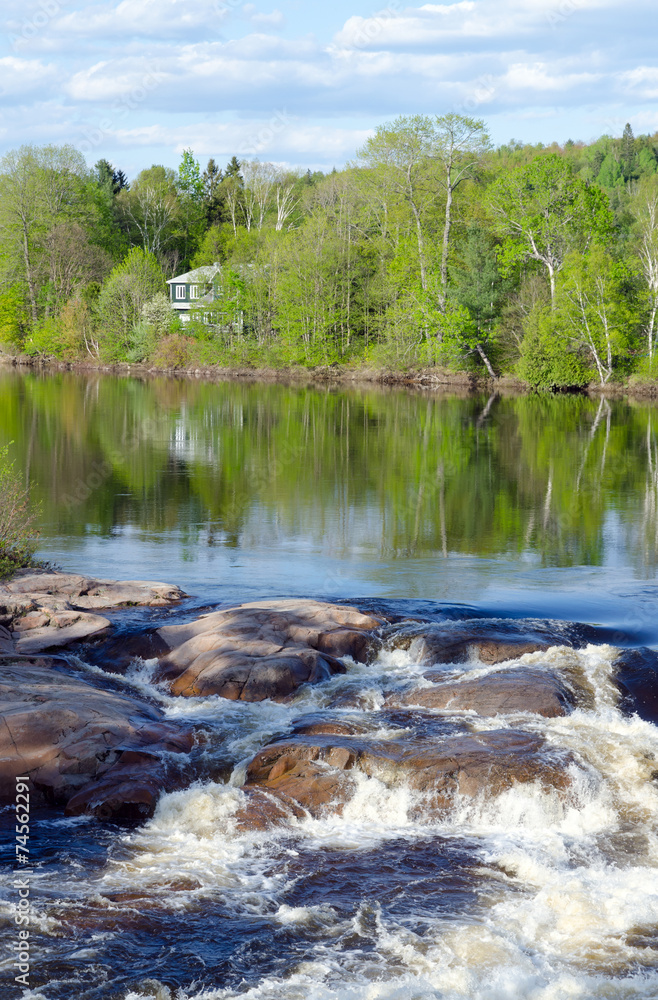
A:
2;114;658;388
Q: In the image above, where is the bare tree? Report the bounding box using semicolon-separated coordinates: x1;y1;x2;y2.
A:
116;166;179;257
274;172;300;231
242;160;277;231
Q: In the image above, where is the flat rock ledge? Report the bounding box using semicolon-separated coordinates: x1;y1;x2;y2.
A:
155;599;385;701
0;570;186;654
0;658;193;822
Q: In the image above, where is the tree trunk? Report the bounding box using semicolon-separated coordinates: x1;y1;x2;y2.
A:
475;343;496;378
22;224;38;323
440;180;453;311
410;201;427;292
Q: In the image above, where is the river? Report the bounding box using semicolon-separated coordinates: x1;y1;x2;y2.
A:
1;370;658;999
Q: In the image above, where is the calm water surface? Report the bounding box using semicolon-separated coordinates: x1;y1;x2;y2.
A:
2;370;658;1000
2;369;658;635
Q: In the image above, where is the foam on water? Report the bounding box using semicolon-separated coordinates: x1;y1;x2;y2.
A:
114;640;658;999
13;637;658;999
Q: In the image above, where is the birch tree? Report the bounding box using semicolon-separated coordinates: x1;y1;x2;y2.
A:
490;155;613;302
632;191;658;360
434;113;490;309
0;144;87;322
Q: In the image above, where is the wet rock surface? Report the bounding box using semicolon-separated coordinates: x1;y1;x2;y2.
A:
388;666;575;718
238;710;573;826
0;594;630;832
0;570;186;653
155;599;384;700
613;647;658;725
0;658;193;821
390;620;565;666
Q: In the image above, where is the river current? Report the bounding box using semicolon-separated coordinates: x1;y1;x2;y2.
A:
1;371;658;999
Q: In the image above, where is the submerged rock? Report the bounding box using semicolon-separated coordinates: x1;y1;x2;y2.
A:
238;716;573;827
388;666;575;718
0;569;186;654
155;599;384;700
0;658;193;822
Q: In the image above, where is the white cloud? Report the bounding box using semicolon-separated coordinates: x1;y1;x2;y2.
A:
0;57;58;100
0;0;656;171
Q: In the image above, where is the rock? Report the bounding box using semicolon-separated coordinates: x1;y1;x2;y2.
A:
613;648;658;725
0;569;186;654
390;621;567;666
13;611;112;654
3;570;186;609
389;667;574;718
0;659;193;822
86;630;171;675
155;600;384;701
0;624;14;654
239;721;573;826
411;630;551;666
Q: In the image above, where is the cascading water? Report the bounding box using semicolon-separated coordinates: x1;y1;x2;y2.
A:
3;625;657;1000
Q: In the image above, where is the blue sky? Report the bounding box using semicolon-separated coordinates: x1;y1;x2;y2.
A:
1;0;656;179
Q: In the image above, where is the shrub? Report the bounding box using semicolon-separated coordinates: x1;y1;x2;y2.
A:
0;444;40;579
151;333;197;369
516;306;590;389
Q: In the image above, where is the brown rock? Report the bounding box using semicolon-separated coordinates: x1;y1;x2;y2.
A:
410;630;551;665
0;659;193;821
0;570;187;655
155;600;383;701
239;725;572;826
3;570;186;609
390;667;574;718
14;612;112;654
12;610;51;632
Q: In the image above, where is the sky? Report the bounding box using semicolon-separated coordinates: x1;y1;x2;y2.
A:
0;0;656;179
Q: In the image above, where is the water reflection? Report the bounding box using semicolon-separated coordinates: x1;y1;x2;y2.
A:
2;370;658;590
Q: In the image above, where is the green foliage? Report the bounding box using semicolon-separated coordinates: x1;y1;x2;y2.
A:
95;247;166;361
0;288;29;348
0;444;40;579
517;306;590;389
4;129;658;385
151;333;197;369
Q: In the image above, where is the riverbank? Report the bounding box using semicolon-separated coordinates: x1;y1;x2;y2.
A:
4;353;658;399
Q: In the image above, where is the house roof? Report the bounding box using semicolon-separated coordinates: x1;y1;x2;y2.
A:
166;263;222;285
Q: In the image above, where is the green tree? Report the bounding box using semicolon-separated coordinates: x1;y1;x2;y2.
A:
434;113;491;307
0;144;89;322
95;247;166;360
490;154;614;301
176;149;205;268
559;249;636;385
357;115;438;293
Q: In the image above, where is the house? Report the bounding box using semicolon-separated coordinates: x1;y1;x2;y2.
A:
166;263;222;323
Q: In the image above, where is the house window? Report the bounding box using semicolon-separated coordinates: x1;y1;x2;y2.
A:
190;285;199;299
175;285;186;300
